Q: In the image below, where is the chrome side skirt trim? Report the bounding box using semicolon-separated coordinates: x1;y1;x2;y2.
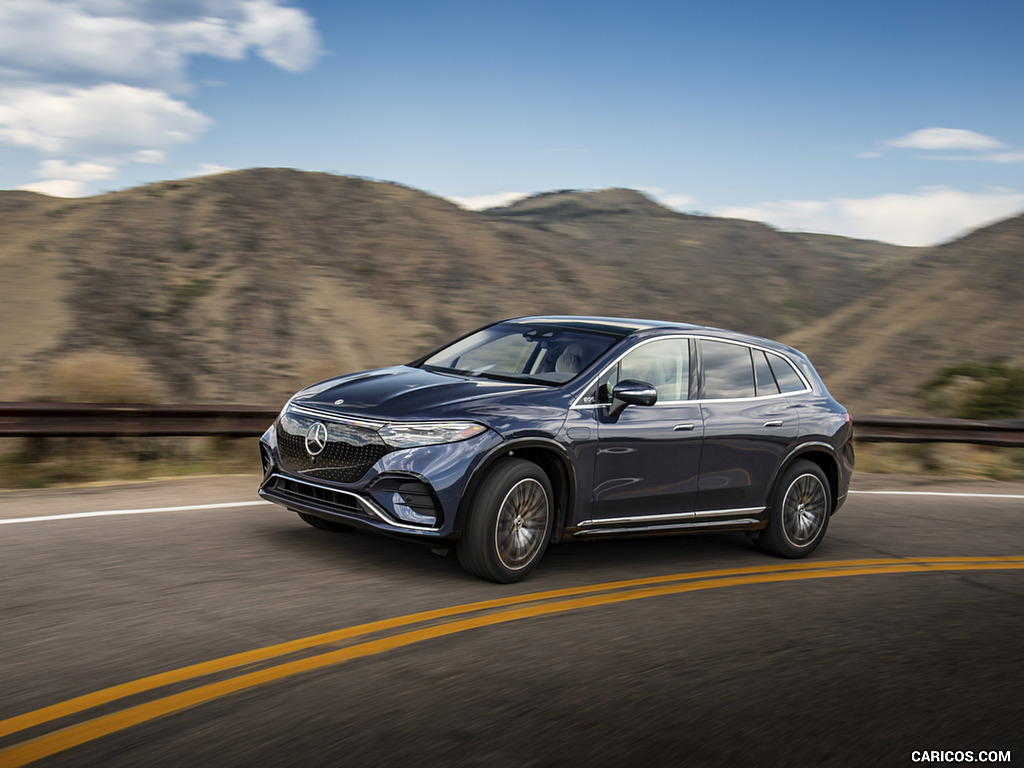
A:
577;506;765;528
572;517;763;537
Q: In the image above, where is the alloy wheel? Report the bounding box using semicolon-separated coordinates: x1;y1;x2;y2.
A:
494;478;549;570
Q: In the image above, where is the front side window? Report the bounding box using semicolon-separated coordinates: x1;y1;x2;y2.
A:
421;323;619;384
593;338;691;403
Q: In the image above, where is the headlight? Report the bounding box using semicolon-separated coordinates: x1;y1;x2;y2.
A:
377;421;487;448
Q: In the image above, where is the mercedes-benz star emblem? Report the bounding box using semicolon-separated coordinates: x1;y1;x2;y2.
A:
305;422;328;457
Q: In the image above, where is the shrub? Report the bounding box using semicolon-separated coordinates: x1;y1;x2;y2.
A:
920;362;1024;419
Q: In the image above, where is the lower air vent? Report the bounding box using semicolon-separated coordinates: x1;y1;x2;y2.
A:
267;476;367;518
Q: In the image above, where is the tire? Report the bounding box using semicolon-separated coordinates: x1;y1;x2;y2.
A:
758;460;831;558
296;512;353;532
457;459;553;583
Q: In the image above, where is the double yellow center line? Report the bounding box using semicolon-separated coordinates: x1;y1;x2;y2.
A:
2;557;1022;766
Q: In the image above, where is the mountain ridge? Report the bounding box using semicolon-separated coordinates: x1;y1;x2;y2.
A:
1;167;1019;412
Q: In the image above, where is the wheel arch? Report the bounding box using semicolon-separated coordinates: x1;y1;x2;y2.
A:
456;438;575;543
768;442;841;515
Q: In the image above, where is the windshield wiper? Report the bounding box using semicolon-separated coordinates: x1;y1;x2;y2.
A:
421;364;550;386
473;371;556;385
420;364;473;378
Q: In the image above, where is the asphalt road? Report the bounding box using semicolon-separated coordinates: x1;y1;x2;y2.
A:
0;474;1022;768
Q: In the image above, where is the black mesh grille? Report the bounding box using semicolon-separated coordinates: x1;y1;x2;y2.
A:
277;410;391;483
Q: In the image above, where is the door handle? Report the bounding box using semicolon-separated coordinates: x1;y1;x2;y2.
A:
673;423;696;431
763;420;784;428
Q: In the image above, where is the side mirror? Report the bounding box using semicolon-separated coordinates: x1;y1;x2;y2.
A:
609;379;658;418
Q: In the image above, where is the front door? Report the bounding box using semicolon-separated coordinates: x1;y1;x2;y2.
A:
589;338;704;522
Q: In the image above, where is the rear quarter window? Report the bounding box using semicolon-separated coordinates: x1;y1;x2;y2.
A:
767;352;808;393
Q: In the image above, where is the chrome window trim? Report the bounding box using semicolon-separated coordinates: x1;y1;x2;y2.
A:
696;336;812;399
763;347;813;394
572;390;795;410
577;506;765;528
264;472;441;532
570;335;693;410
570;334;811;410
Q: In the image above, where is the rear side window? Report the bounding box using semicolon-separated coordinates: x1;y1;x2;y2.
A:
767;352;808;393
700;340;755;399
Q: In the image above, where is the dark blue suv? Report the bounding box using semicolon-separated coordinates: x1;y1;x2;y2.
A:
259;316;854;582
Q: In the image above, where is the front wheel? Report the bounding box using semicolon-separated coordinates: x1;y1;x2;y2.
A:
758;461;831;558
457;459;553;583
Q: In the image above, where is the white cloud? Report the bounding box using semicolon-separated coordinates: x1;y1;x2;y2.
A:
658;194;697;209
0;0;323;90
640;187;698;210
133;149;166;163
0;83;211;157
714;188;1024;246
0;0;322;194
983;150;1024;164
447;192;531;210
237;0;322;72
186;163;235;177
920;149;1024;164
19;178;87;197
874;128;1024;164
886;127;1005;151
35;159;118;181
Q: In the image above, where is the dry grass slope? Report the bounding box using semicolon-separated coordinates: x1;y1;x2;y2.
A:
787;214;1024;413
2;168;1020;416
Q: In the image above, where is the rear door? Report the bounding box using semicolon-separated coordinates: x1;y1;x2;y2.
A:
694;340;802;514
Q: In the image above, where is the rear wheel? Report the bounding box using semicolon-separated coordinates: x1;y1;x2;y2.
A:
758;460;831;558
296;512;353;532
457;459;553;583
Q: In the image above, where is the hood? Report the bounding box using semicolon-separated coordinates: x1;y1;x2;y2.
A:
290;366;565;424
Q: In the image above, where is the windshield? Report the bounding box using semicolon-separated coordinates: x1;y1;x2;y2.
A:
419;323;620;384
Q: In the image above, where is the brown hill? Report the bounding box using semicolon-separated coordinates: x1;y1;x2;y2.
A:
785;212;1024;413
485;189;913;333
0;168;932;407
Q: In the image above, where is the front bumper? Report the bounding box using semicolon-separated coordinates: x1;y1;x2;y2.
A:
258;417;504;539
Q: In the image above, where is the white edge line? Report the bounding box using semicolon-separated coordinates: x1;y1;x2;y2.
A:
0;500;275;525
850;490;1024;500
2;491;1020;526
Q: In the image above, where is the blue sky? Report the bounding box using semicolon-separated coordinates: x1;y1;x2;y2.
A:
0;0;1021;245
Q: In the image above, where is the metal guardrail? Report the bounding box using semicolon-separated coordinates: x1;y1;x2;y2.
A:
0;403;276;438
0;403;1022;447
852;415;1024;448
